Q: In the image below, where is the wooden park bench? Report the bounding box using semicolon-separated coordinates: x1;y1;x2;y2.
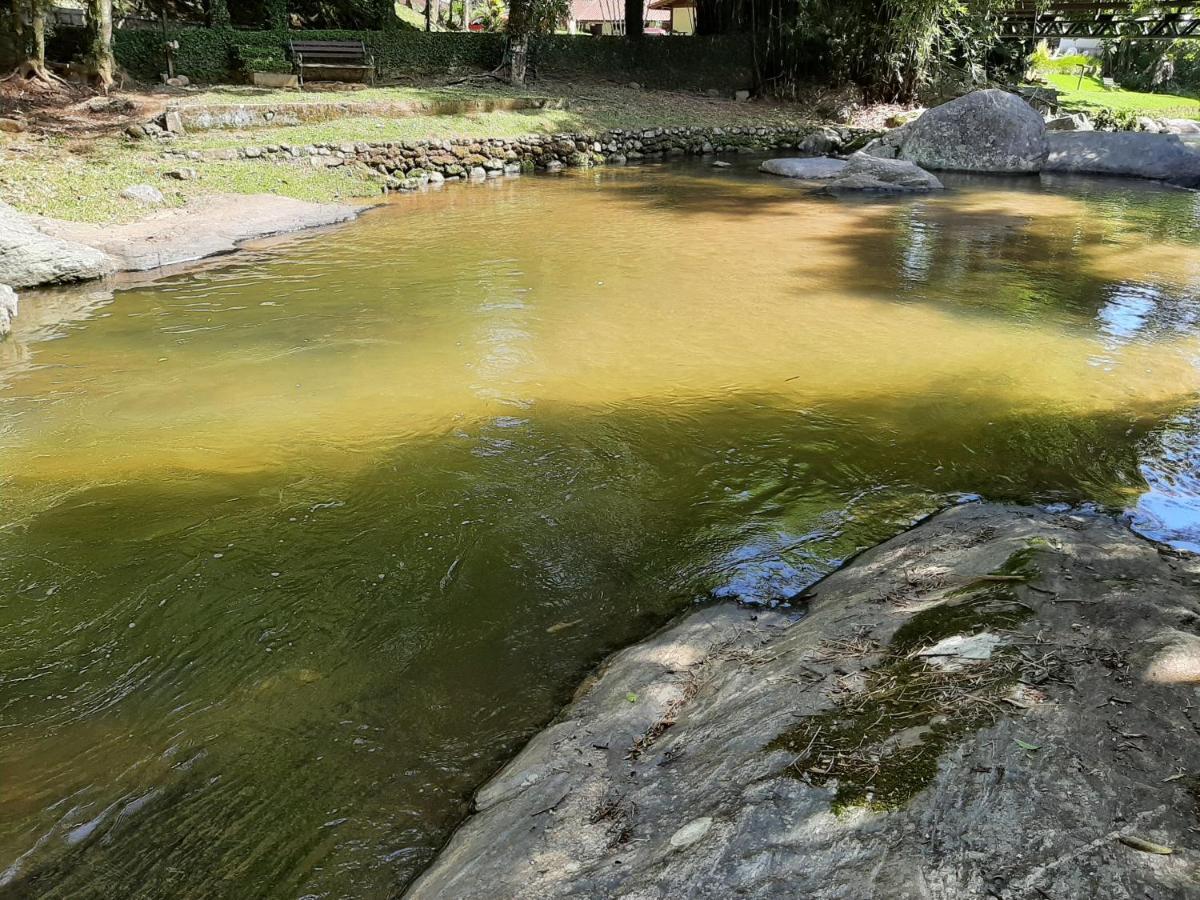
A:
289;40;375;88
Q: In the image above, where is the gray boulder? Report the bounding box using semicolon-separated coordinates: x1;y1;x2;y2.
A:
1045;113;1092;132
1161;118;1200;135
0;201;115;289
119;184;166;205
759;157;847;179
797;125;842;155
870;89;1048;173
0;284;16;337
823;152;944;192
1044;132;1200;187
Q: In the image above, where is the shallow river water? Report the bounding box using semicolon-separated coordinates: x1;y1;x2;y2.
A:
3;160;1200;898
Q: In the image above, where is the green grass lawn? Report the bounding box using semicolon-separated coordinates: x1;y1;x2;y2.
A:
0;80;818;225
1042;72;1200;120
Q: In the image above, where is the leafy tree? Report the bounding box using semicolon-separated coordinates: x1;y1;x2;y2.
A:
504;0;565;84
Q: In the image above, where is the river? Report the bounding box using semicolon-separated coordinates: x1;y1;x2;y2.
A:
2;159;1200;897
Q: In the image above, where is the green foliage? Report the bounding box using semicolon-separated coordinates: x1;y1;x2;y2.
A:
1027;41;1099;78
233;42;291;75
763;0;1005;103
112;26;750;90
1090;106;1143;132
115;28;507;82
534;34;752;90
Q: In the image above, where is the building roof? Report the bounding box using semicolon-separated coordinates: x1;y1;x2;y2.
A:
569;0;670;22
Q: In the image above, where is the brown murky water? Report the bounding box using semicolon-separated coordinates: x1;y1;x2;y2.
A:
2;160;1200;898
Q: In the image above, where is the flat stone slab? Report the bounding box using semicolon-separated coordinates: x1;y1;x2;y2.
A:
759;157;847;179
1044;132;1200;187
37;194;365;273
407;503;1200;899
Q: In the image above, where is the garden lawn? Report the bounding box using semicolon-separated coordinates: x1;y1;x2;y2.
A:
0;80;823;226
1043;72;1200;120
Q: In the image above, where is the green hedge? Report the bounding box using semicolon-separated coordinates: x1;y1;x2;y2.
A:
114;28;505;82
533;34;753;90
110;27;750;90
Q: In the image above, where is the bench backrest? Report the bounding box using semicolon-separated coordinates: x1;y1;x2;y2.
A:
289;41;369;63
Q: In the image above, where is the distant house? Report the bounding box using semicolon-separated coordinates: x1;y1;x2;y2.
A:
647;0;695;34
567;0;671;35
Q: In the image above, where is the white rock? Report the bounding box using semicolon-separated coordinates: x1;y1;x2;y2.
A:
669;817;713;849
918;632;1002;670
120;184;166;205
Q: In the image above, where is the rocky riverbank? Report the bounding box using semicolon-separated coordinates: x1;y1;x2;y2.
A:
408;503;1200;899
157;124;866;192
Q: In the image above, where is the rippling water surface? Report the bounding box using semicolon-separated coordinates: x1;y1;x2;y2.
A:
3;160;1200;897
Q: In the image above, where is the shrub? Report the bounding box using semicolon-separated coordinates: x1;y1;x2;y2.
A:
234;43;291;75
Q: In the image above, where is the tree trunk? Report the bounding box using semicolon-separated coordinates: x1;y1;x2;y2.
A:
505;0;528;85
12;0;52;81
624;0;643;40
462;0;470;31
85;0;115;90
424;0;432;31
509;35;527;85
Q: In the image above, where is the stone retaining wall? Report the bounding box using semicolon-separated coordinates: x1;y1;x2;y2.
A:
161;125;874;192
164;97;563;132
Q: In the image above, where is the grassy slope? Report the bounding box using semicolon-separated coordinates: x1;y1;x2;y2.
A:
1043;72;1200;119
0;82;815;224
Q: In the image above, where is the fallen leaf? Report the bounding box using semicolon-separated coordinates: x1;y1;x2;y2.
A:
546;618;583;634
1118;835;1173;855
1014;738;1041;752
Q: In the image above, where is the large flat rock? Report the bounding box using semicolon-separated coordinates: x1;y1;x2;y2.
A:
1044;132;1200;187
823;152;944;192
759;157;847;179
407;503;1200;899
0;201;116;289
37;194;365;273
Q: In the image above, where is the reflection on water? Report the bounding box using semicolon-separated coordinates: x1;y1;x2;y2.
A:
1132;408;1200;553
3;160;1200;897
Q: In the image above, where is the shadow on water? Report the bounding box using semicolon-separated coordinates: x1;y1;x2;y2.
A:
0;386;1182;898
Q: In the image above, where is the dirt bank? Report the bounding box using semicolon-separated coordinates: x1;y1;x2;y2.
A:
407;503;1200;899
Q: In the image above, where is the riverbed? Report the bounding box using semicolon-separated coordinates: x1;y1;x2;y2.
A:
3;160;1200;897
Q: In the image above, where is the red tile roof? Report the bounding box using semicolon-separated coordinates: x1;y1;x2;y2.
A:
569;0;670;22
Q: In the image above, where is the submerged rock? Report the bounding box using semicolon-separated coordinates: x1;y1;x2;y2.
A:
1044;132;1200;188
0;284;16;337
869;89;1048;173
759;157;847;179
407;503;1200;899
823;152;944;192
0;201;115;289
